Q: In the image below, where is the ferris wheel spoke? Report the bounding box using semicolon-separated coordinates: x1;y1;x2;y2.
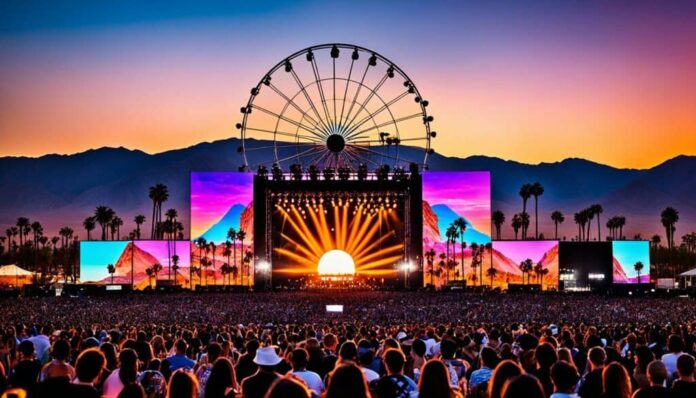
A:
340;72;389;136
332;58;337;130
340;61;371;133
310;57;334;129
251;104;327;139
341;90;410;139
244;127;323;143
339;58;355;128
276;147;321;165
345;147;381;167
350;145;403;163
243;143;317;152
267;82;325;134
289;69;333;134
353;112;423;137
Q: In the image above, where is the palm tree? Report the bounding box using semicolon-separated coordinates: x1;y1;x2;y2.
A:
453;218;467;281
492;211;505;240
530;182;544;239
243;250;253;287
134;215;146;239
145;267;154;289
83;217;96;240
533;262;544;285
519;259;534;285
585;208;595;241
590;204;603;241
551;211;564;240
30;221;43;247
445;225;459;282
574;212;582;241
227;227;237;282
438;253;446;286
661;207;679;277
171;254;180;286
519;213;530;240
220;263;230;287
209;241;217;285
148;184;169;239
94;206;115;241
519;184;532;239
112;216;123;240
107;264;116;284
16;217;29;247
651;234;661;251
486;266;497;288
425;249;436;286
634;261;644;283
236;230;247;284
511;214;522;240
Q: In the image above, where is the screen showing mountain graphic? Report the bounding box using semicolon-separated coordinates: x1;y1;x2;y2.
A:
190;172;254;286
422;171;491;286
612;241;650;284
80;241;191;289
491;241;559;290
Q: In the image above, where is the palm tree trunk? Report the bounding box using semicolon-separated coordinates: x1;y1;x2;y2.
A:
534;198;539;239
554;222;558;240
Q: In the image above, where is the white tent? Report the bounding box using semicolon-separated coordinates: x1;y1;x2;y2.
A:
0;264;33;276
679;267;696;289
679;268;696;277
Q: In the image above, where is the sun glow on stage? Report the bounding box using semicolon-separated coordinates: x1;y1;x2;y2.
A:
318;250;356;278
272;199;405;284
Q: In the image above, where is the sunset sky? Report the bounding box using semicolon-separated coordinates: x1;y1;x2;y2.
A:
1;1;695;168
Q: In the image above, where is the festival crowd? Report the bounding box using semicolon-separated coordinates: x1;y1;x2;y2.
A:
0;291;694;398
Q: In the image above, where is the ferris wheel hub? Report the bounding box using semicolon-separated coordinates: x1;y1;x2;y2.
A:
326;134;346;153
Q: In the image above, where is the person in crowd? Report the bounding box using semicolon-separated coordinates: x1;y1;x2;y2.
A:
488;360;524;398
323;363;371;398
602;362;632;398
117;383;147;398
38;339;74;382
534;343;558;397
416;359;463;398
633;345;654;390
103;348;139;398
321;334;339;378
35;347;105;398
501;374;546;398
408;339;426;383
549;360;579;398
204;357;238;398
236;339;260;383
9;340;41;394
290;348;324;397
134;331;154;368
241;346;282;398
578;346;606;398
167;369;199;398
375;348;417;398
670;354;696;398
633;360;670;398
167;340;195;373
195;342;222;396
357;342;380;384
469;346;499;395
264;374;313;398
661;334;684;379
439;338;467;389
28;326;51;365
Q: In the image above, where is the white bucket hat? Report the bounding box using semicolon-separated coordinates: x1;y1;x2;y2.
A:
253;346;282;366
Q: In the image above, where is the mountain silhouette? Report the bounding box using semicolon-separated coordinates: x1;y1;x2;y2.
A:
0;138;694;241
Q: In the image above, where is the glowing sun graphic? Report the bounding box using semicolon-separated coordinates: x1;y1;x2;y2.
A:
273;203;404;279
318;250;356;276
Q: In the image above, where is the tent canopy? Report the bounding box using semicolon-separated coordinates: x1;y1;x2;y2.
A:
679;268;696;277
0;264;33;276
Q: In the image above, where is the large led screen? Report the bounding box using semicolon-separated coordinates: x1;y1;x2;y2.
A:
190;172;254;287
612;241;650;284
491;241;559;290
422;171;491;287
558;242;613;291
271;192;406;288
80;241;191;289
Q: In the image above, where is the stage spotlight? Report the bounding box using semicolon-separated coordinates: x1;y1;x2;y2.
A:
257;165;269;179
290;164;303;181
323;167;335;181
271;164;283;181
357;164;368;181
256;260;271;274
308;164;319;181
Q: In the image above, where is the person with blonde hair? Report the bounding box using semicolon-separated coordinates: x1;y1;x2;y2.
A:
602;362;632;398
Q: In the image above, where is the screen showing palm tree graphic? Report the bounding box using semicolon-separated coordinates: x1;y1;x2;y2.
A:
271;192;405;288
80;240;191;289
190;172;254;288
490;241;559;290
612;241;650;284
422;172;492;287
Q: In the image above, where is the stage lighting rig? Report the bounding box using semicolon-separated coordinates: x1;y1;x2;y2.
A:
289;164;303;181
323;167;336;181
271;164;283;181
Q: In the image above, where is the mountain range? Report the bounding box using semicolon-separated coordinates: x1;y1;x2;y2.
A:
1;138;694;242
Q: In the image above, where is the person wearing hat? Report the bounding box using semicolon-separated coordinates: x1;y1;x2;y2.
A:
240;346;282;398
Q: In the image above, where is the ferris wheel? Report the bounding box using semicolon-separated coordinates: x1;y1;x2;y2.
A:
236;43;436;172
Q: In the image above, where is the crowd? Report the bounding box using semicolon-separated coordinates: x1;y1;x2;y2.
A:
0;291;694;398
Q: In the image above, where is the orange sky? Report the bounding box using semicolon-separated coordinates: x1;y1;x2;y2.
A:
1;2;695;168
